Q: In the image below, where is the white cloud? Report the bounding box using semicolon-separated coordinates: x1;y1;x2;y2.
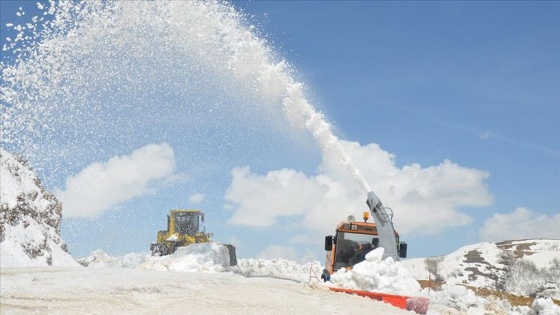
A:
225;166;328;227
225;140;492;239
55;143;176;218
479;207;560;241
189;193;206;204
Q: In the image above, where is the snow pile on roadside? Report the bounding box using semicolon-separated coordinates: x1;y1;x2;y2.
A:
428;283;508;314
326;247;423;296
78;249;149;268
137;242;231;272
80;243;324;283
0;148;78;267
235;258;323;283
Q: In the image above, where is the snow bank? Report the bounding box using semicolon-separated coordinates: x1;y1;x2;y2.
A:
428;283;501;314
78;249;149;268
327;247;423;296
137;242;231;272
81;244;325;283
235;257;323;283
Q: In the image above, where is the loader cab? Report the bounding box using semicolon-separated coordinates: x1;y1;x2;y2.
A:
171;210;203;236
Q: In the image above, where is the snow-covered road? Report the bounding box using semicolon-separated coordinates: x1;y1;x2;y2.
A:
0;267;410;314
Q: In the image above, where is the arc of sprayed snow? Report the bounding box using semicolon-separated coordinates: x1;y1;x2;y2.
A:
284;83;371;193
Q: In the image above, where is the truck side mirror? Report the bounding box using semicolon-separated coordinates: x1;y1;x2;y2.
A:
372;238;379;248
398;241;408;258
324;236;334;251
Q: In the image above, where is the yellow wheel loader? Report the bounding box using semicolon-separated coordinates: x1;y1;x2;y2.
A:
150;209;237;266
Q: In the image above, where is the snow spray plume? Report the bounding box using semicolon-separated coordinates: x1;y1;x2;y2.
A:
0;1;371;192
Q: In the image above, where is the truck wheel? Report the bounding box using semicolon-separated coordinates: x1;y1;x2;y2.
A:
321;269;331;282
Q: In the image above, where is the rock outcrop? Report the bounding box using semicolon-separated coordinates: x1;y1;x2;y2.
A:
0;148;78;267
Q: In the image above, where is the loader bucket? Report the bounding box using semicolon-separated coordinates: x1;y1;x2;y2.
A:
329;287;429;314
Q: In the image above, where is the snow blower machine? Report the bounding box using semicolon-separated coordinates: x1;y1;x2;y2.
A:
150;209;237;266
322;191;429;314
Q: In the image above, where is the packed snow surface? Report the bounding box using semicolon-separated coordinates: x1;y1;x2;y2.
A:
1;267;411;315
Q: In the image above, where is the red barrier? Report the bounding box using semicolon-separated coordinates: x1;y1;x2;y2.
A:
329;287;429;314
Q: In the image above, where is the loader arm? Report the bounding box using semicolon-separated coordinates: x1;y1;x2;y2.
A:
366;191;399;260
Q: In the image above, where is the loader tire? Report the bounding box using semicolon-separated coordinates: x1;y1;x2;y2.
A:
224;244;237;266
151;243;169;256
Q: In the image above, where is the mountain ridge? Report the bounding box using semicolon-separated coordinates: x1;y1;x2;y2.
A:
402;238;560;300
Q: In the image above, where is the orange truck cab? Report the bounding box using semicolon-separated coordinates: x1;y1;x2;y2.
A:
322;212;407;281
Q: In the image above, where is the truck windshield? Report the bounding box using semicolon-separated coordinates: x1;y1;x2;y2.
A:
174;212;199;235
334;232;378;270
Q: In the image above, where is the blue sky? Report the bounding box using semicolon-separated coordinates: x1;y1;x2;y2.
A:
1;1;559;262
